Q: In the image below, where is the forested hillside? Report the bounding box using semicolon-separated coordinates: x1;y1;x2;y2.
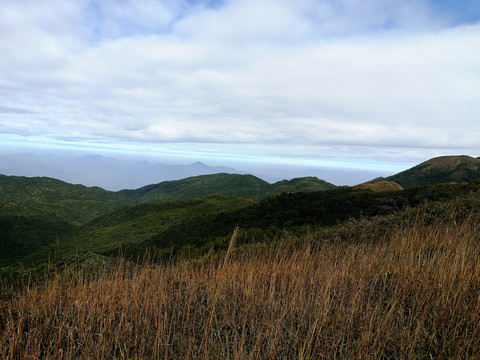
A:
0;175;134;268
375;155;480;188
119;173;336;201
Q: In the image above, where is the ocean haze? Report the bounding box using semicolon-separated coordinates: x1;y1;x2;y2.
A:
0;151;393;190
0;152;242;191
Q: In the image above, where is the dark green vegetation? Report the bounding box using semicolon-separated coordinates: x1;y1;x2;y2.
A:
54;195;252;261
375;155;480;188
0;175;134;269
119;173;336;201
144;180;480;255
0;174;134;224
0;173;333;275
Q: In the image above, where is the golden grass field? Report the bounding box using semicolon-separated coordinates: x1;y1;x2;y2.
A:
2;214;480;359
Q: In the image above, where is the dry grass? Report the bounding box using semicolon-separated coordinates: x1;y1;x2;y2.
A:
2;217;480;359
352;181;403;192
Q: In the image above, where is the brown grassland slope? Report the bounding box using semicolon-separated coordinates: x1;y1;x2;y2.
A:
2;206;480;359
353;180;403;192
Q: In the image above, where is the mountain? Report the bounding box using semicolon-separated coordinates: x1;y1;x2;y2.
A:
376;155;480;188
13;179;474;272
119;173;336;202
4;175;480;358
269;176;337;195
0;174;134;268
0;174;134;224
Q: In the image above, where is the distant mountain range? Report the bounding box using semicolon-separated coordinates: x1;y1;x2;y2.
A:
0;153;244;191
0;152;393;188
370;155;480;188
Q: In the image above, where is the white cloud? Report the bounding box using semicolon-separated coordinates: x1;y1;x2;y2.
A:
1;0;480;170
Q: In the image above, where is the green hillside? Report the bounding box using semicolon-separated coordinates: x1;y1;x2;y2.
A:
0;174;134;224
1;172;335;271
119;173;336;202
269;176;336;195
379;155;480;188
54;195;252;260
144;181;480;255
4;191;480;359
0;174;134;268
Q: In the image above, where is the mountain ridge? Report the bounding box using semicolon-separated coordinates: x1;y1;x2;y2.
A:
370;155;480;188
118;173;337;201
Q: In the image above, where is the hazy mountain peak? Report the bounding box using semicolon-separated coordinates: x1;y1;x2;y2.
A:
0;153;246;191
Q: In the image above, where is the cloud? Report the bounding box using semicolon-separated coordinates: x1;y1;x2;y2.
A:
0;106;34;114
1;0;479;168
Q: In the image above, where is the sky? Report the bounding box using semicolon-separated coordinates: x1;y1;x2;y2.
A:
1;0;480;184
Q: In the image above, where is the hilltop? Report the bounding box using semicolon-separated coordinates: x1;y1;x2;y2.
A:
119;173;336;202
0;174;134;224
353;180;403;192
375;155;480;188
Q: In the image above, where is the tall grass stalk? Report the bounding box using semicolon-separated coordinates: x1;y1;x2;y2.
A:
1;218;480;359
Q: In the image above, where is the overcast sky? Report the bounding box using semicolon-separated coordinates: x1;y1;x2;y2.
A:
1;0;480;179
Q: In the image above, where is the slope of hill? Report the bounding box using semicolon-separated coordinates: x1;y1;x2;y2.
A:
0;174;134;224
143;181;480;254
51;195;252;261
0;172;335;270
3;175;480;277
353;181;403;192
377;155;480;188
119;173;336;202
0;174;134;268
5;161;480;274
4;165;480;357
